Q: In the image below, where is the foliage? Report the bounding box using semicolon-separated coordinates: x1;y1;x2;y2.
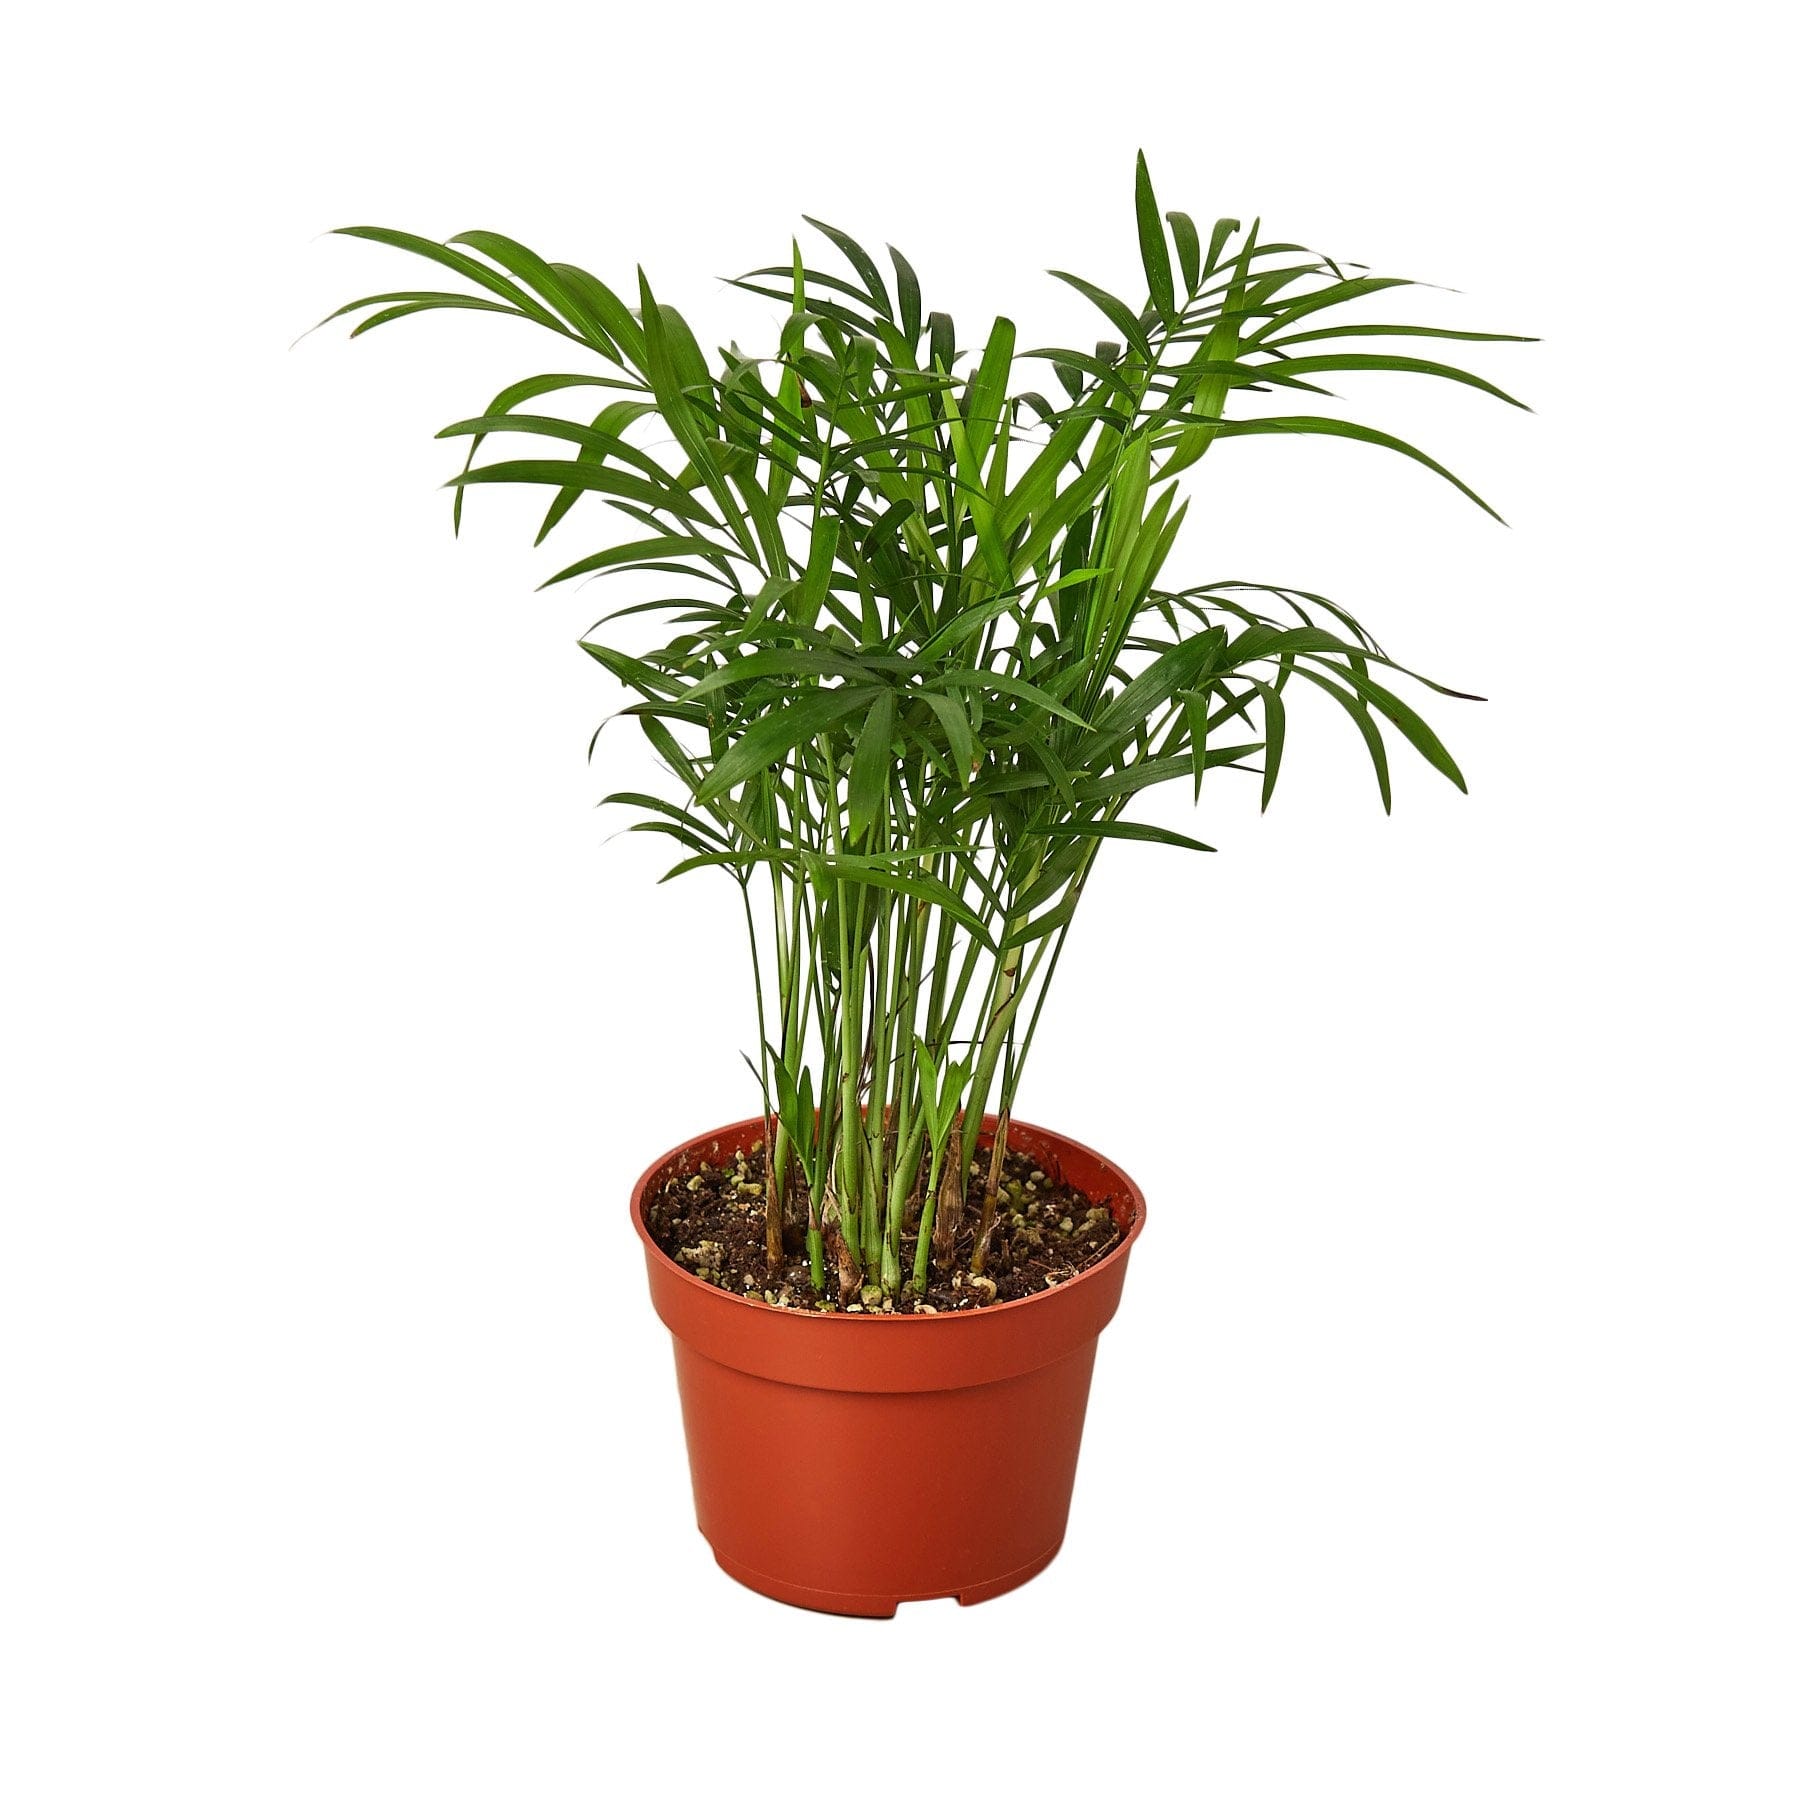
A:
323;154;1529;1301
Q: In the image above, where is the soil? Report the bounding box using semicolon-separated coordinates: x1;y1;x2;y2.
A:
643;1135;1125;1313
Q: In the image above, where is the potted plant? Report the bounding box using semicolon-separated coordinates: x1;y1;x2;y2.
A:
320;154;1528;1615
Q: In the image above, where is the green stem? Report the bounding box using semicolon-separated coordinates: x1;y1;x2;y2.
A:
912;1144;945;1293
740;879;782;1270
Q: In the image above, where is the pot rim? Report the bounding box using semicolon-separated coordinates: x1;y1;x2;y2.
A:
630;1112;1146;1326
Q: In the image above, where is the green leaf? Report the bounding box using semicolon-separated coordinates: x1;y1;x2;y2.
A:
1205;415;1505;521
1004;884;1087;949
436;405;668;542
1166;211;1202;296
696;686;871;801
803;217;893;317
1223;624;1363;666
921;692;976;786
550;262;647;368
330;227;564;329
1336;668;1468;791
847;690;897;842
1257;352;1530;410
624;816;734;860
441;372;639;534
637;269;760;562
963;318;1017;463
447;230;619;355
1033;819;1216;853
1242;274;1412;342
600;791;729;845
538;534;742;589
580;640;685;701
318;290;529;335
1181;688;1209;800
1253;676;1286;811
848;866;995;951
996;402;1108;538
797;516;840;631
1090;631;1225;755
340;297;528;337
1290;665;1392;811
890;245;923;344
1267;322;1539;350
447;457;720;529
1203;218;1241;280
1046;269;1152;360
1134;152;1176;323
937;384;1012;585
928;666;1090;728
684;647;866;699
928;310;957;381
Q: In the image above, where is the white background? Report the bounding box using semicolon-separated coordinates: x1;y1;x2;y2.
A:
4;3;1794;1795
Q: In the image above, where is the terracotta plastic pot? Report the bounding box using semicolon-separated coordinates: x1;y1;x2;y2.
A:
632;1114;1145;1617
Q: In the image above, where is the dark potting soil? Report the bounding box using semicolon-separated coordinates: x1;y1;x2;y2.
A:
643;1136;1125;1314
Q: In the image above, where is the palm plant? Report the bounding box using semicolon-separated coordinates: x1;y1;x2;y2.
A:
324;154;1527;1308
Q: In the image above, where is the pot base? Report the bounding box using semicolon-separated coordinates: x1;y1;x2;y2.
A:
706;1536;1064;1618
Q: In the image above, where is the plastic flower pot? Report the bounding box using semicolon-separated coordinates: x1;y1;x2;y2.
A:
633;1114;1145;1617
